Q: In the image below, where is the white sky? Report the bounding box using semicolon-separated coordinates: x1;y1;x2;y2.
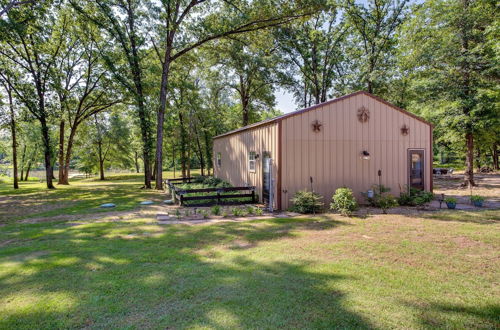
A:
274;88;297;113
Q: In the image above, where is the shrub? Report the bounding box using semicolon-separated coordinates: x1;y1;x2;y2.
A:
397;191;413;206
246;206;255;215
200;210;209;219
378;194;398;214
254;207;263;216
202;176;230;187
290;190;324;214
192;175;206;183
363;184;398;212
211;205;221;215
363;184;391;207
232;208;244;217
222;211;228;218
444;197;456;203
330;188;358;216
413;191;434;205
470;195;484;203
398;187;434;206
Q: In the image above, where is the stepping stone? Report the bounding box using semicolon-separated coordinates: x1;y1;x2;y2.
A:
100;203;116;208
140;200;154;205
157;214;171;221
164;199;174;205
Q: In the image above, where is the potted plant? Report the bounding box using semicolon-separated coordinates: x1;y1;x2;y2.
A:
444;197;457;209
470;195;485;207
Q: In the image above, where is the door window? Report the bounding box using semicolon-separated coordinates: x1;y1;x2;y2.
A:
409;150;424;190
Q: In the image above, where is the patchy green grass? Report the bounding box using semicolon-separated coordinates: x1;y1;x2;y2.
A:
0;171;198;224
0;206;498;328
1;174;498;328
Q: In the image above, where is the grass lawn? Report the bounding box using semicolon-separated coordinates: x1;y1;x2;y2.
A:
0;175;499;329
0;171;198;223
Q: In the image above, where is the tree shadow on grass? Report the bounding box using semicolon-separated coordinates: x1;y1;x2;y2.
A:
407;209;500;225
0;182;163;224
404;300;500;329
0;217;375;329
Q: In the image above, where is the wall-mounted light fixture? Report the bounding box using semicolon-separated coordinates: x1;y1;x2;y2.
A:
361;150;371;160
255;153;260;160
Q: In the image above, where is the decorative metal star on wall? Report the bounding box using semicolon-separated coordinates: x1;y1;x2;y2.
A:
401;124;409;136
312;120;322;132
357;106;370;123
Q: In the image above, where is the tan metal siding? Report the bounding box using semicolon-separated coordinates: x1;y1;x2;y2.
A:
213;123;279;207
281;93;431;210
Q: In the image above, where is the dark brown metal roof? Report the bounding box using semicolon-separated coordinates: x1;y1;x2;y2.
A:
214;91;432;139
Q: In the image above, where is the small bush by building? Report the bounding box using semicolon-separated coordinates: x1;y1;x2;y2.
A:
398;186;434;206
330;188;358;216
290;190;324;214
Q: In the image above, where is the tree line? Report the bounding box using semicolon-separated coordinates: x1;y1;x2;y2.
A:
0;0;498;190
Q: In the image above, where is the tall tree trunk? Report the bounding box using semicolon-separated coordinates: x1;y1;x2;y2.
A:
125;2;153;189
242;97;250;126
40;116;55;189
134;151;140;173
152;158;157;181
187;147;191;178
61;127;76;185
240;76;250;126
172;143;176;178
460;0;475;187
311;44;321;105
464;132;475;186
137;98;152;189
204;131;212;176
493;143;499;170
51;157;56;180
6;85;19;189
193;123;205;176
155;42;173;190
476;147;481;172
20;144;26;181
179;112;187;178
24;159;31;181
97;139;105;180
58;120;65;184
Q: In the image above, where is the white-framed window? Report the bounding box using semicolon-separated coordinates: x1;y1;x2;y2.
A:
216;152;221;167
249;151;256;172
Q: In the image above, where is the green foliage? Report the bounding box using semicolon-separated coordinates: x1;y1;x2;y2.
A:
254;207;263;216
364;184;398;212
444;197;457;204
211;205;221;216
232;208;245;217
399;0;499;184
330;188;358;216
470;195;484;203
246;206;255;215
377;194;398;214
364;184;391;207
195;176;230;188
398;187;434;206
200;210;209;219
290;190;324;214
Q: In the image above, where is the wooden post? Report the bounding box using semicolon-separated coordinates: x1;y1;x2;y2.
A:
172;186;177;204
217;191;221;205
252;189;256;203
180;194;184;206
